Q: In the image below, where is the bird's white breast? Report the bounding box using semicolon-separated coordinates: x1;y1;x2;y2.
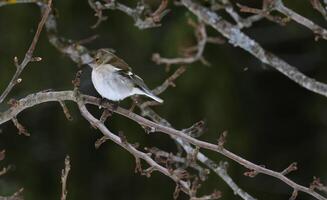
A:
91;64;134;101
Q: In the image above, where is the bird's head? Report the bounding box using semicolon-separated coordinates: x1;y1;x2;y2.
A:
92;49;116;67
90;48;132;71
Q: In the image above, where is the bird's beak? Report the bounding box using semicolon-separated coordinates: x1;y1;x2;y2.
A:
85;58;98;69
86;59;95;65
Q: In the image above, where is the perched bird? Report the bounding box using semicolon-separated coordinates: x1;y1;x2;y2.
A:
89;49;163;103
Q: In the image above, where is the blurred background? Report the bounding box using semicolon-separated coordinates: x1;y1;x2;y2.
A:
0;0;327;199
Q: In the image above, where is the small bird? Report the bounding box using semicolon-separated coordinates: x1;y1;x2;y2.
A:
89;49;163;103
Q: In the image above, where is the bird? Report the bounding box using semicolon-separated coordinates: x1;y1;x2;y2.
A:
89;49;163;103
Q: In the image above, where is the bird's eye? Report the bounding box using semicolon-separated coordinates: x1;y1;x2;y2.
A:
95;57;100;62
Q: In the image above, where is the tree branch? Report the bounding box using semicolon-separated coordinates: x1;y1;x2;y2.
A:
0;0;52;103
273;0;327;40
135;99;256;200
1;90;325;200
180;0;327;99
152;20;224;66
77;100;202;198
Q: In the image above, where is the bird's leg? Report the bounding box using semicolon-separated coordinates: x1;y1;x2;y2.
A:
98;98;119;123
98;97;106;109
129;101;136;112
100;109;112;123
112;101;119;111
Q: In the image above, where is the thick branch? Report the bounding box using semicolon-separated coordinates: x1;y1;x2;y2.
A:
180;0;327;99
0;90;324;200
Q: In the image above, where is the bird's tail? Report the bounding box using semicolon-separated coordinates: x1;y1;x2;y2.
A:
133;87;164;103
143;92;164;103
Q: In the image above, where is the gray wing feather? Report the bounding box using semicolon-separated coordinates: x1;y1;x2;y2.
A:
116;70;163;103
110;56;132;71
117;70;156;95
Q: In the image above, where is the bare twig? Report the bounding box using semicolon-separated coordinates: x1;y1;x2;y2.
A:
146;147;210;181
95;135;110;149
0;188;24;200
181;120;207;138
152;20;219;66
0;0;52;103
272;0;327;40
0;165;12;177
281;162;298;175
217;131;227;149
310;0;327;21
152;66;186;95
0;0;36;6
310;177;327;194
11;117;30;136
100;109;112;123
289;189;298;200
150;0;169;23
61;155;71;200
59;101;73;121
210;0;264;28
0;150;19;198
237;3;290;26
100;0;169;29
244;169;259;178
0;150;5;161
88;0;108;28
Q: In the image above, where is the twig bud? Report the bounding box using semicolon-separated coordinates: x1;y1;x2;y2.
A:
31;57;42;62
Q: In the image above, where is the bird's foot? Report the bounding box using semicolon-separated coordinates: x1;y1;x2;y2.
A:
98;97;107;109
98;98;118;108
100;101;119;123
100;109;112;123
112;101;119;111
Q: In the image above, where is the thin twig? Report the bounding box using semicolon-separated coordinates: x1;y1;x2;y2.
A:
61;155;71;200
152;21;216;66
11;117;30;136
272;0;327;40
101;0;169;29
0;150;5;161
310;0;327;21
0;188;24;200
0;165;12;177
0;0;52;103
59;101;73;121
152;66;186;95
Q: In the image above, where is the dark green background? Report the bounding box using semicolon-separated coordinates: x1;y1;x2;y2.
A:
0;0;327;199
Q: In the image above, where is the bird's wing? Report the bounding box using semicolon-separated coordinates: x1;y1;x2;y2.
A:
117;69;164;103
117;70;151;92
109;55;132;71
